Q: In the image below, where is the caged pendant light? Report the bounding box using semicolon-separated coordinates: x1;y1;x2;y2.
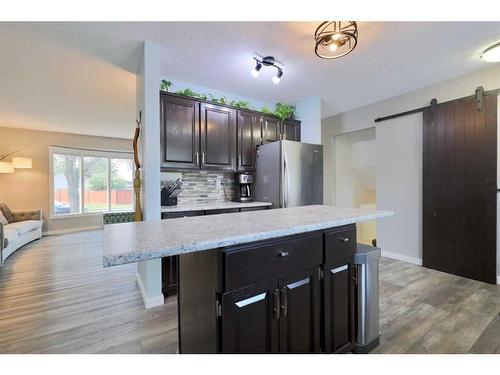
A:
314;21;358;59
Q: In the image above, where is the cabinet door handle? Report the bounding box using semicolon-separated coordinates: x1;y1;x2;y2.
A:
339;237;349;243
196;152;199;165
278;251;289;257
280;288;288;317
273;289;280;319
202;153;205;165
238;155;242;167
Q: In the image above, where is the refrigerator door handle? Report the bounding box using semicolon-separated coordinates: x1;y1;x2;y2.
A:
283;156;288;208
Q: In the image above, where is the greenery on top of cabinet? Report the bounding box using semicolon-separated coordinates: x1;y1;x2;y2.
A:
162;80;296;119
274;103;296;120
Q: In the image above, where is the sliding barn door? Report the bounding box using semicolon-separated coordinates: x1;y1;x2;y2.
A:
423;94;497;283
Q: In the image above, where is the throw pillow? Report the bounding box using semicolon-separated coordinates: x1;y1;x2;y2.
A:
0;203;15;223
0;210;8;225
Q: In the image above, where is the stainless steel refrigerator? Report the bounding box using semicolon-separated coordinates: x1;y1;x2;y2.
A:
254;140;323;208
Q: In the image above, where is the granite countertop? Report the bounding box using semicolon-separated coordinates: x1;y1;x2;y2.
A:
103;205;393;267
161;201;272;213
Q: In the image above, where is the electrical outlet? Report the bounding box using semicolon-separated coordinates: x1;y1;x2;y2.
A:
216;178;223;189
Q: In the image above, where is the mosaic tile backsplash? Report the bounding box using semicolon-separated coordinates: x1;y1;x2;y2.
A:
161;171;237;205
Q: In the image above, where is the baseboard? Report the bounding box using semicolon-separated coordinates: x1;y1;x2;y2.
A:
381;250;423;266
43;225;102;236
135;273;164;309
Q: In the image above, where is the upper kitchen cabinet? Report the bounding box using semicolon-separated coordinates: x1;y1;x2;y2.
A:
160;93;200;170
261;115;281;144
200;103;237;171
160;92;300;171
237;111;261;171
282;119;301;142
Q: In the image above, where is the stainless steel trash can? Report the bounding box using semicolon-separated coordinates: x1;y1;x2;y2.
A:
353;244;381;353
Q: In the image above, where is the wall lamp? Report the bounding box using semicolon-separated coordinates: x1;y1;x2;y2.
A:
0;150;32;174
251;56;284;84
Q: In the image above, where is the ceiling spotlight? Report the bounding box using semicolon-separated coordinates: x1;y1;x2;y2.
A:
482;42;500;62
314;21;358;59
272;69;283;84
250;56;284;83
251;61;262;77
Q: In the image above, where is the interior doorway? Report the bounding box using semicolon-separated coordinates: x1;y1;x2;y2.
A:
333;127;376;245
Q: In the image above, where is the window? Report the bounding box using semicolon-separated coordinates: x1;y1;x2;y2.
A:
49;146;134;218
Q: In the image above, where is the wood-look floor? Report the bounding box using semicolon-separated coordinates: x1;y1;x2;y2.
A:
0;230;499;354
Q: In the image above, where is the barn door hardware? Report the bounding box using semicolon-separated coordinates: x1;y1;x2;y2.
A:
475;86;485;112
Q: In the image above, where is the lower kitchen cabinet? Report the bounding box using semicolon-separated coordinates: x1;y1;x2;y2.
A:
278;267;321;353
178;224;363;354
323;258;356;353
220;283;279;354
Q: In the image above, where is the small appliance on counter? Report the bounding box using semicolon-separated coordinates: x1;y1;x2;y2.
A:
235;173;253;202
161;178;183;206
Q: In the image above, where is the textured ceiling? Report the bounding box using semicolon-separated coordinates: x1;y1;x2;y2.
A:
0;22;499;138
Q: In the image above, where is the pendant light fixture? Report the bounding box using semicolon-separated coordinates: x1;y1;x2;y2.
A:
314;21;358;59
251;56;284;84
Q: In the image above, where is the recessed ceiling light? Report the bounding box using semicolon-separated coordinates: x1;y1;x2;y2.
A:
482;43;500;62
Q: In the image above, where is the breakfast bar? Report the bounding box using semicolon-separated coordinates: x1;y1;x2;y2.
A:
103;205;393;353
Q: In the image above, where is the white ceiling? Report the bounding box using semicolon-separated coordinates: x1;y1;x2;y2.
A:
0;22;499;138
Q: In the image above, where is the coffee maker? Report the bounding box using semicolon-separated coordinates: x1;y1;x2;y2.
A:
235;173;253;202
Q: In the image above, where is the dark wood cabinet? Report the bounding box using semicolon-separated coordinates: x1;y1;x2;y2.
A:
177;225;365;354
160;94;200;170
220;283;279;353
220;233;323;354
160;92;300;171
278;267;321;353
323;259;356;353
322;226;357;354
237;111;261;171
200;103;236;171
261;115;281;144
282;119;301;142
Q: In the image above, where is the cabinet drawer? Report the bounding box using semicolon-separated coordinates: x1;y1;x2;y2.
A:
162;211;203;219
224;234;323;291
205;208;240;215
240;206;268;212
324;226;356;263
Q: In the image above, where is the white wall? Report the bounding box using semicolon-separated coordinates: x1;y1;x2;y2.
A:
333;128;376;208
135;41;163;309
295;96;322;144
322;64;500;277
375;115;423;264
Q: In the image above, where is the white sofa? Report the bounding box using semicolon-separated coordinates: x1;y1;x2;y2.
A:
0;209;42;266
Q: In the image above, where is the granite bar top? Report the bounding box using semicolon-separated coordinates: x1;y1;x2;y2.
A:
161;201;272;213
103;205;393;267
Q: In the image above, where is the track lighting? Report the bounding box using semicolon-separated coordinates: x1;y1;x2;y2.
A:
251;61;262;77
272;69;283;84
251;56;284;83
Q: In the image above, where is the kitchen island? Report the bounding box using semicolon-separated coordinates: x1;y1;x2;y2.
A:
103;205;392;353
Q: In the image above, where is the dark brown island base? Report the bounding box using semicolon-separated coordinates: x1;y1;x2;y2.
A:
178;223;376;354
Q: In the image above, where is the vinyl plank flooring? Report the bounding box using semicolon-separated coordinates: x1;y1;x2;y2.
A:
1;232;499;354
469;315;500;354
0;231;176;354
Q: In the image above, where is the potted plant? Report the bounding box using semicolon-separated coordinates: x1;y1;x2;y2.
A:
274;103;296;120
